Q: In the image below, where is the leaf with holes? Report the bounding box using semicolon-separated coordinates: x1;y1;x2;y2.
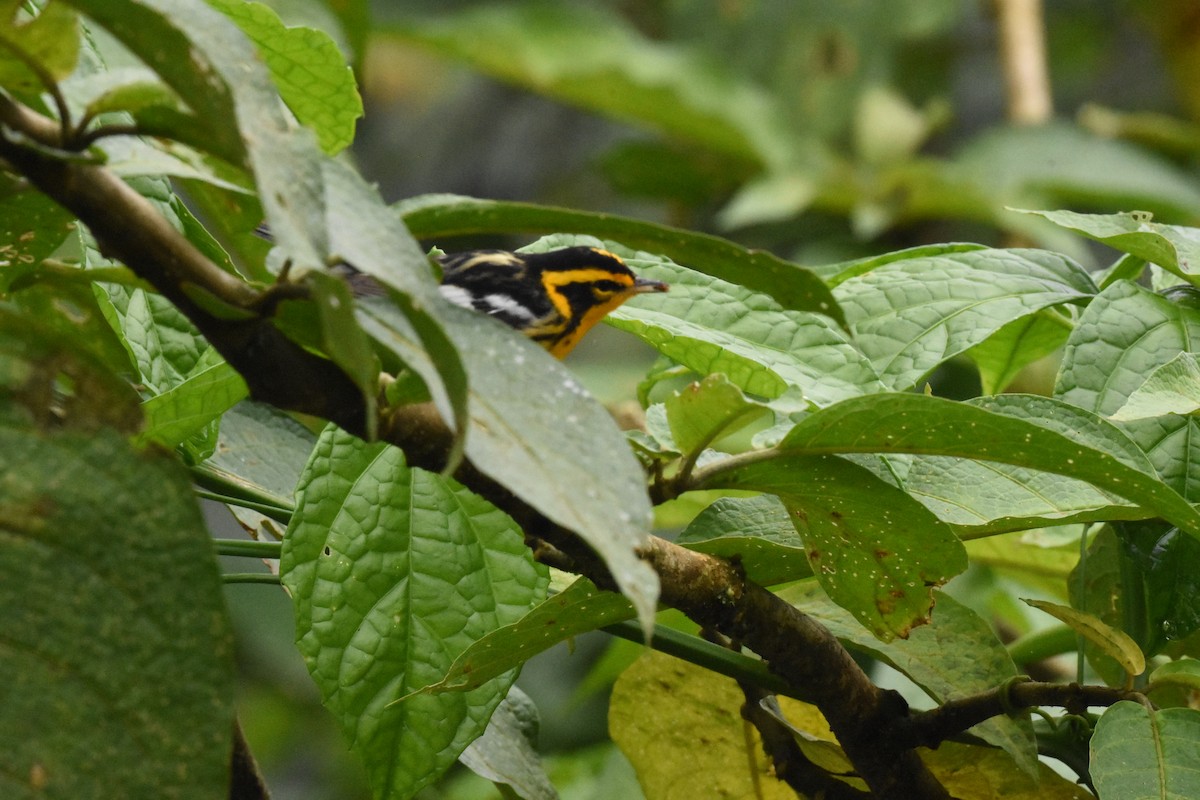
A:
711;453;967;640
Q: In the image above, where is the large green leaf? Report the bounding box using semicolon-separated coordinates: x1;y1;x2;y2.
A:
729;393;1200;538
891;395;1153;535
832;248;1096;391
710;452;967;640
399;194;842;320
602;243;880;405
280;426;548;800
0;416;235;800
1057;280;1200;498
356;296;660;634
1090;702;1200;800
897;454;1143;536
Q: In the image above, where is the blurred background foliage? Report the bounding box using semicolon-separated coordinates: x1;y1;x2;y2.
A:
223;1;1200;796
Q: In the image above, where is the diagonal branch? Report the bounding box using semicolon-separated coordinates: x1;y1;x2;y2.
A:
0;93;949;800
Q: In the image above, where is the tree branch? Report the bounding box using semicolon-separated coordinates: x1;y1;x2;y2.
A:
0;94;950;799
897;679;1144;751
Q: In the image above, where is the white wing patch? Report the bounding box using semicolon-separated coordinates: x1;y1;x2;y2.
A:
480;293;537;321
438;284;475;309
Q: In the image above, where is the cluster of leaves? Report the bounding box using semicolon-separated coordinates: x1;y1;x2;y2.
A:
5;2;1200;800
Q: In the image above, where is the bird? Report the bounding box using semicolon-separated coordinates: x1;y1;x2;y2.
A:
433;247;668;358
257;226;669;358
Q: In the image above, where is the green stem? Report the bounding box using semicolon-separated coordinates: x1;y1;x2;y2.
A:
191;465;294;524
602;619;795;699
687;446;778;491
222;572;281;585
214;538;282;558
195;489;293;523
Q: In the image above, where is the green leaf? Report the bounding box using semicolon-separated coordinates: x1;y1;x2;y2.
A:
357;297;660;635
710;452;967;640
1109;352;1200;421
759;392;1200;540
782;584;1038;777
1120;522;1200;656
280;426;548;800
890;452;1142;537
561;241;879;405
63;0;247;165
424;578;634;697
320;158;466;451
0;297;142;433
832;248;1096;391
1068;525;1131;686
387;4;791;168
894;395;1154;536
207;0;361;154
0;1;80;92
1090;702;1200;800
957;123;1200;221
966;309;1073;395
1024;599;1146;677
134;358;248;449
193;400;314;511
1018;209;1200;283
458;687;557;800
1149;659;1200;693
816;242;989;287
1057;280;1200;498
0;172;78;282
94;285;208;394
676;495;812;586
399;194;842;321
663;374;770;457
0;416;235;799
73;68;185;119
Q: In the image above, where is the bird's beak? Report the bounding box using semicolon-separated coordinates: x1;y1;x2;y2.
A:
632;277;670;294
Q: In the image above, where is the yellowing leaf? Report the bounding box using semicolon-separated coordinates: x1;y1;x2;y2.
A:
1024;599;1146;677
609;651;796;799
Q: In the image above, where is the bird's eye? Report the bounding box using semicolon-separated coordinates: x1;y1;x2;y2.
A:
592;280;622;294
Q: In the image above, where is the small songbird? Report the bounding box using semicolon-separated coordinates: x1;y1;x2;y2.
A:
257;226;667;357
432;247;668;358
